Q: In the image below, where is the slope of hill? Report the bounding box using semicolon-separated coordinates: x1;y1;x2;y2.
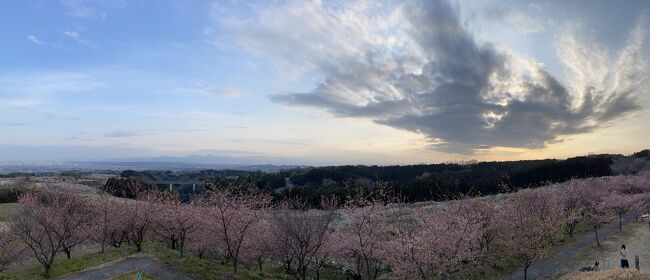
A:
110;150;650;204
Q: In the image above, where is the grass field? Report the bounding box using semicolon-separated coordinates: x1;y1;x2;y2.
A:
143;243;343;280
0;203;16;222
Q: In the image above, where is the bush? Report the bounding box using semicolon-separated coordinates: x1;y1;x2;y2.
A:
0;189;22;203
104;177;151;198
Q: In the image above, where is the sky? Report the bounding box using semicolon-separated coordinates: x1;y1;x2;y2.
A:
0;0;649;165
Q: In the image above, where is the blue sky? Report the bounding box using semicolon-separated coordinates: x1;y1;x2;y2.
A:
1;0;649;164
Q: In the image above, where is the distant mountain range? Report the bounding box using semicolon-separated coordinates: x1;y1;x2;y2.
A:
0;155;309;174
108;154;297;165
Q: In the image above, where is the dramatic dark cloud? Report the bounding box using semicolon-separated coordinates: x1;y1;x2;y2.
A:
271;0;648;154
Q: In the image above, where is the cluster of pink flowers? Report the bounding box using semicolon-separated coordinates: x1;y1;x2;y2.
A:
1;172;648;279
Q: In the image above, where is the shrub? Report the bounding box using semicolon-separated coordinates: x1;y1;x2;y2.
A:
0;188;23;203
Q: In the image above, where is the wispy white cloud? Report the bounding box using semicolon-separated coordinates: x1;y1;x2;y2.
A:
27;34;44;45
63;30;99;48
63;31;80;39
0;70;105;110
556;19;649;118
60;0;127;19
199;86;243;98
175;81;245;98
210;0;418;80
103;130;150;138
485;4;548;34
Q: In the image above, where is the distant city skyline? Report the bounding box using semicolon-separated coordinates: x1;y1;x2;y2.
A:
1;0;649;165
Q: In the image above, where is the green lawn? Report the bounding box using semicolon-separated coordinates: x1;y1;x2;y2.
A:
142;243;283;280
142;243;343;280
0;246;136;280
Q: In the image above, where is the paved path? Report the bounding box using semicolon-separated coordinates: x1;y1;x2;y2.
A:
499;216;634;280
57;254;196;280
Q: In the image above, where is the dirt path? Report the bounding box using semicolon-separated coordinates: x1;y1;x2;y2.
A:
499;216;635;280
57;253;196;280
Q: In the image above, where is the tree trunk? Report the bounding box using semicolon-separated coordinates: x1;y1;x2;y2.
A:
301;266;308;280
258;257;263;271
179;235;186;257
136;230;143;252
524;267;528;280
43;264;51;278
594;225;601;246
285;260;292;276
64;247;72;259
233;257;238;273
566;222;576;238
619;213;623;232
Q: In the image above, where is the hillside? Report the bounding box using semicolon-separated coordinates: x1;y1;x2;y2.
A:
114;150;650;204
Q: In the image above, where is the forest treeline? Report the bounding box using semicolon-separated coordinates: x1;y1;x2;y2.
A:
107;150;650;205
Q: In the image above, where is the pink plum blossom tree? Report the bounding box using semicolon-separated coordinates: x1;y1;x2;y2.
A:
152;192;203;257
204;186;271;272
603;193;635;232
554;181;586;238
498;189;564;280
89;192;121;253
580;181;614;246
121;188;157;252
8;189;92;276
386;204;483;279
333;194;388;280
266;197;337;280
